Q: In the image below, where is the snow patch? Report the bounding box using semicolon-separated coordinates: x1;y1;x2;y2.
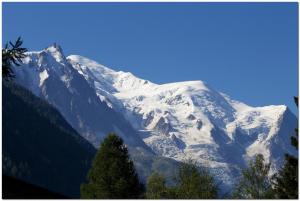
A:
39;70;49;87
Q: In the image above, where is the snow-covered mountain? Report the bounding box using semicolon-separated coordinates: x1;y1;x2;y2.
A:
14;44;145;148
13;44;179;186
14;44;297;191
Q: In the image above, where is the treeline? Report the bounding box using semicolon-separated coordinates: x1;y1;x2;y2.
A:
81;121;298;199
146;160;217;199
80;98;298;199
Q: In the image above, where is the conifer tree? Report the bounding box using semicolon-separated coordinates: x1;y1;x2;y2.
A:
146;172;169;199
146;161;218;199
273;96;298;199
2;37;27;79
174;160;218;199
232;154;273;199
80;133;144;199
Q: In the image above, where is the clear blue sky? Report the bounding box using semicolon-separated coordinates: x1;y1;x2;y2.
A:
3;2;298;114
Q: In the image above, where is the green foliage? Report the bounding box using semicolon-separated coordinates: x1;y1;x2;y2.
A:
232;154;273;199
2;37;27;79
272;96;298;199
129;148;180;186
80;133;144;199
146;160;218;199
3;82;96;198
174;160;218;199
146;172;169;199
273;154;298;199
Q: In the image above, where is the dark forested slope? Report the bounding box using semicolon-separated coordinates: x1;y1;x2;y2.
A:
2;81;96;198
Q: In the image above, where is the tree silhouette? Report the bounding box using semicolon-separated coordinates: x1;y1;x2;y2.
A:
146;172;169;199
232;154;273;199
273;96;298;199
174;159;218;199
2;37;27;80
80;133;144;199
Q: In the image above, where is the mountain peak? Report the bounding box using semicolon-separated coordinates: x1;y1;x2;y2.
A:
46;42;62;51
45;43;65;63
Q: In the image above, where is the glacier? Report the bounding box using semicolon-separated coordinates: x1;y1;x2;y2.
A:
13;44;298;192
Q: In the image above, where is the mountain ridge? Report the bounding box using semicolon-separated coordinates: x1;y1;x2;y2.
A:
13;44;297;191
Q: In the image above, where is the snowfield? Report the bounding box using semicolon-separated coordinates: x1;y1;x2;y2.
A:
14;44;297;191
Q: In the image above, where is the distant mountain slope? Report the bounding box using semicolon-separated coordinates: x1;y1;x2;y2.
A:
13;44;149;149
68;54;298;189
3;81;96;198
9;44;181;191
13;44;297;191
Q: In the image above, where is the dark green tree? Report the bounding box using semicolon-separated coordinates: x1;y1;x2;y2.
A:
273;96;298;199
2;37;27;79
232;154;273;199
146;172;169;199
174;160;218;199
80;133;144;199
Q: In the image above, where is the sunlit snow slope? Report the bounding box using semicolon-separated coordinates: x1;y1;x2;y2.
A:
68;54;297;186
13;44;297;191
